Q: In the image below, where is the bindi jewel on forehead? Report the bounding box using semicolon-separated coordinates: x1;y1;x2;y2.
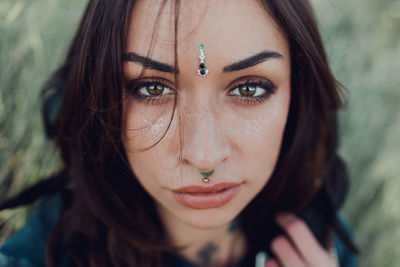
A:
197;44;209;77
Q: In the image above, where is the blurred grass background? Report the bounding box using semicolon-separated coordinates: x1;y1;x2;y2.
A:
0;0;399;266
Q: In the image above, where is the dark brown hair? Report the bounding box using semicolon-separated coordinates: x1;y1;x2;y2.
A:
0;0;359;266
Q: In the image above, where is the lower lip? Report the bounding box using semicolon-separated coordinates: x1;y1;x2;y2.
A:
172;184;242;209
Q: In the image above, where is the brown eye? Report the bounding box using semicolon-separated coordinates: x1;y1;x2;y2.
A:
230;84;267;98
137;83;174;97
239;85;257;97
227;79;277;105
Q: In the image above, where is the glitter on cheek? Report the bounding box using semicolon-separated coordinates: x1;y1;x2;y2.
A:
123;107;175;149
135;115;172;140
149;116;171;137
243;115;272;139
222;101;285;143
272;101;279;118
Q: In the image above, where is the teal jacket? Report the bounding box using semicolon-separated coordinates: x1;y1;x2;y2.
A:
0;192;358;267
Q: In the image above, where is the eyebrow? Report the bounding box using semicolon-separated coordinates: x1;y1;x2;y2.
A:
122;50;283;74
222;50;283;72
122;52;179;74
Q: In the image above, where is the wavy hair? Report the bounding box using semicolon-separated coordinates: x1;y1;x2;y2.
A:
0;0;358;266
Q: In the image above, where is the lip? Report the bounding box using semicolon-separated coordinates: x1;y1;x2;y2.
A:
171;182;242;209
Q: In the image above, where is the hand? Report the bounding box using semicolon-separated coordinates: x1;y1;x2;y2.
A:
265;212;338;267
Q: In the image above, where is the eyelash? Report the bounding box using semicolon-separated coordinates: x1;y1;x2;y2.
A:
126;79;277;105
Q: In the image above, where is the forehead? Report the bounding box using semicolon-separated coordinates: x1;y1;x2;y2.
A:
126;0;289;72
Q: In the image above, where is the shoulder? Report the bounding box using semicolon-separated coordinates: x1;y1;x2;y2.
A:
0;192;64;267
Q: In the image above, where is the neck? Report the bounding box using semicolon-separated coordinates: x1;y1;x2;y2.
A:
158;209;247;266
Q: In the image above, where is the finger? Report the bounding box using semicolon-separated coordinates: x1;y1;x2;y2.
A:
270;235;306;267
265;258;280;267
275;212;326;264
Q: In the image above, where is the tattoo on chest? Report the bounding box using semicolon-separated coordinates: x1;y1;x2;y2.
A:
197;242;219;265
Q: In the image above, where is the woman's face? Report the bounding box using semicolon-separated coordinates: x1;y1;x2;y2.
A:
122;0;291;229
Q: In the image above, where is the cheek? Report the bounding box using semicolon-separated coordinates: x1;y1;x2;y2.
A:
223;91;290;184
122;99;175;152
241;100;281;141
121;99;180;192
122;88;290;189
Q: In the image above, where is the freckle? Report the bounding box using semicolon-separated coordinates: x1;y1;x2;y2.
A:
243;115;271;138
135;115;168;138
149;117;170;137
272;101;279;118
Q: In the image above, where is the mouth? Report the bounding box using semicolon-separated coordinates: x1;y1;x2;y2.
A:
171;182;242;209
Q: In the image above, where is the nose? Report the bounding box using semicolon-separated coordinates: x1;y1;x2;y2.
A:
181;98;231;171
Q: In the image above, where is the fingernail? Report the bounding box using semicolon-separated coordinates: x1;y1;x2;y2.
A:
255;251;268;267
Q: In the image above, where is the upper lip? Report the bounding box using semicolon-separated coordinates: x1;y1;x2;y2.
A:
172;182;241;193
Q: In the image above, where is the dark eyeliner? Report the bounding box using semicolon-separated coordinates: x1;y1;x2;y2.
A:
126;77;277;105
228;79;277;104
125;79;174;102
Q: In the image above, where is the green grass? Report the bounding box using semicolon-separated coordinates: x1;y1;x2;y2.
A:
0;0;87;243
311;0;400;265
1;0;399;266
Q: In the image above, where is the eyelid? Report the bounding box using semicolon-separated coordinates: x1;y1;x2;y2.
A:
126;76;276;103
147;84;174;96
225;76;276;91
125;77;175;91
229;85;266;97
126;76;275;91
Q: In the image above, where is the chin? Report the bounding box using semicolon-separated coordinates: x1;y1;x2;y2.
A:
180;208;239;229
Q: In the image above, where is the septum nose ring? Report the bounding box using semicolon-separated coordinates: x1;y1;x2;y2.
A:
195;168;215;183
